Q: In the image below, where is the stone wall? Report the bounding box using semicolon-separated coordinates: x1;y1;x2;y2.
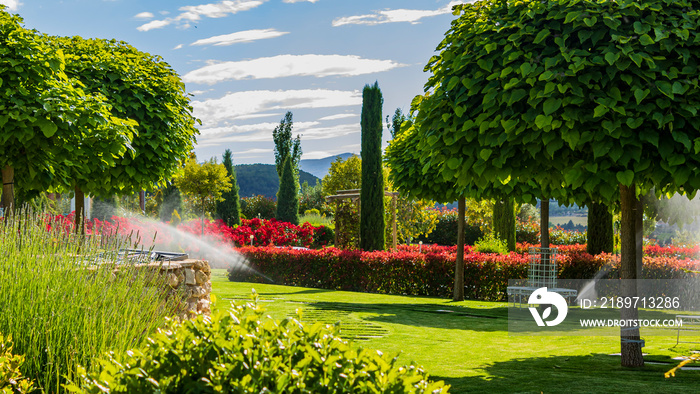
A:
133;259;212;320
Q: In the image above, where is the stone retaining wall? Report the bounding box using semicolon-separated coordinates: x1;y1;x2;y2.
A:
131;259;212;320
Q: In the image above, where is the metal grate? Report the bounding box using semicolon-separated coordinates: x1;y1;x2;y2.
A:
527;247;558;288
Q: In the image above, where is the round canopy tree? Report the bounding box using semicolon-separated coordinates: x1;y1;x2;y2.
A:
0;7;132;212
54;36;199;196
389;0;700;367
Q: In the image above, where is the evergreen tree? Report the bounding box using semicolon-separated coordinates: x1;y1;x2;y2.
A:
587;202;614;255
275;156;300;225
216;149;242;227
493;198;516;252
360;82;385;251
159;182;182;223
272;111;302;179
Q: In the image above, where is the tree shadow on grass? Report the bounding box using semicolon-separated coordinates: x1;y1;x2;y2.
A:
299;301;508;333
433;353;700;394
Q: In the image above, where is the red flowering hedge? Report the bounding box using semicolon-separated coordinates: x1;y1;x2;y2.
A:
231;243;700;300
46;213;329;252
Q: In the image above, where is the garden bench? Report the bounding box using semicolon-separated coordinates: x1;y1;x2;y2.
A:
506;247;577;308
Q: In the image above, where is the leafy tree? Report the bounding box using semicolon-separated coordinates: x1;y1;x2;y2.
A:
216;149;241;227
174;157;231;234
276;156;300;225
0;8;134;218
272;111;302;179
389;0;700;367
322;155;362;197
360;82;385;251
54;36;198;227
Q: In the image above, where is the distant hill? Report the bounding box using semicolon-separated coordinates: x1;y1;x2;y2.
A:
299;152;355;179
235;164;320;199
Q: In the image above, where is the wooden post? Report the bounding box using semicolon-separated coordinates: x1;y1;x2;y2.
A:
334;200;339;247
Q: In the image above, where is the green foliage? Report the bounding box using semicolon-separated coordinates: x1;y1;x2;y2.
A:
473;233;509;255
0;209;177;392
55;36;199;196
68;296;448;394
311;225;335;248
216;149;242;227
493;198;516;252
587;202;614;254
417;212;484;246
276;156;300;225
175;157;232;219
360;82;385;251
158;183;182;222
240;195;277;220
299;181;331;216
0;9;135;207
0;333;35;394
272;111;302;179
322;155;362;197
334;201;361;249
394;198;439;244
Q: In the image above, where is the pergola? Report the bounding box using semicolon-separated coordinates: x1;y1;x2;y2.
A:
325;189;398;251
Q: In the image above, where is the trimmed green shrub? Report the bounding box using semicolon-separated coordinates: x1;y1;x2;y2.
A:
276;156;300;225
67;295;449;394
0;334;35;394
473;233;509;255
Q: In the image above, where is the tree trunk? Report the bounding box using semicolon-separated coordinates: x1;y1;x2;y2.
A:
453;197;465;301
75;186;85;235
619;184;644;367
587;201;614;255
1;165;15;214
139;190;146;214
540;199;550;248
635;199;644;279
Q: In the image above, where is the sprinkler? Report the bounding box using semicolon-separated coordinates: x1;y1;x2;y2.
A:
419;241;423;253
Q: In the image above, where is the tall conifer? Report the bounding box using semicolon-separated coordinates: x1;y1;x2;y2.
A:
360;82;385;251
216;149;241;227
276;156;299;225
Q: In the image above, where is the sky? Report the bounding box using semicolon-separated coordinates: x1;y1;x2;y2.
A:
3;0;464;165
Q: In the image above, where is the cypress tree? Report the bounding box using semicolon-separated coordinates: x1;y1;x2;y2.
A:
360;82;385;251
493;198;516;251
587;201;613;255
275;156;300;225
216;149;242;227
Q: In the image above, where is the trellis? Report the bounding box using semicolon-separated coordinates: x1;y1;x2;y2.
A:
325;189;398;251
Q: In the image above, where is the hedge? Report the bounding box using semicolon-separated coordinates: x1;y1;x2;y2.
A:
229;244;700;301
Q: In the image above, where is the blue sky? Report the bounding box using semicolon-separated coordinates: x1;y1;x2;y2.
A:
3;0;463;164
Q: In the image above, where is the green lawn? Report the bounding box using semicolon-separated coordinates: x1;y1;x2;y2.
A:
211;270;699;393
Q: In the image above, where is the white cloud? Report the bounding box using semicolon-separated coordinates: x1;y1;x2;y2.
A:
137;19;171;31
318;113;357;121
191;28;288;46
283;0;319;3
174;44;184;50
0;0;20;11
332;1;462;27
183;54;405;85
192;89;362;127
197;121;355;146
134;11;154;19
198;121;320;138
137;0;266;31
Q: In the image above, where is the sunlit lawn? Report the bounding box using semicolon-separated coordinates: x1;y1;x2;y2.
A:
211;269;700;393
